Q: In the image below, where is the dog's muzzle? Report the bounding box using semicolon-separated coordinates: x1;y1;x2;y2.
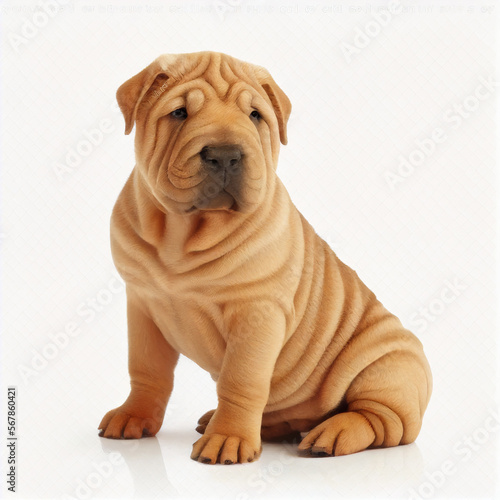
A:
191;145;244;212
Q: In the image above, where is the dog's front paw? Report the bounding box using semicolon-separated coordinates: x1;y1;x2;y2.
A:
98;404;163;439
191;433;261;464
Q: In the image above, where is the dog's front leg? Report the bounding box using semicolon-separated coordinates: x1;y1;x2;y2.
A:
98;290;179;439
191;302;285;464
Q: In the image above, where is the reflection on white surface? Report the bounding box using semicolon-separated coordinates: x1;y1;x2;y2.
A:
204;442;425;499
94;432;424;499
99;437;180;498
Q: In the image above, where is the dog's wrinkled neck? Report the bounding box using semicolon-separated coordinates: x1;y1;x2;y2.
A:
130;165;281;270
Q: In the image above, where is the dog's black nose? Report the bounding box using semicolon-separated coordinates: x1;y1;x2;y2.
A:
200;145;242;172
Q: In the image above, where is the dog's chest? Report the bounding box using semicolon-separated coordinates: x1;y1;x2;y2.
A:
146;288;227;375
118;243;230;374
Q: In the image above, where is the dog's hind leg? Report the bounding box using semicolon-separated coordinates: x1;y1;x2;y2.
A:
298;350;432;456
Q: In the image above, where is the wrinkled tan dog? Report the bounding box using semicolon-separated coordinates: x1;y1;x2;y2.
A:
98;51;432;464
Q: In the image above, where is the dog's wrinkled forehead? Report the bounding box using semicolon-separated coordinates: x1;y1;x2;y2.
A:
155;52;263;98
117;51;291;144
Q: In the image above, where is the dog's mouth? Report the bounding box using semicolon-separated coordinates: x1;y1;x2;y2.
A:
186;191;238;214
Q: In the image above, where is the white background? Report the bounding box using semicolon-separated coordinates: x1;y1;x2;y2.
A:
1;0;498;499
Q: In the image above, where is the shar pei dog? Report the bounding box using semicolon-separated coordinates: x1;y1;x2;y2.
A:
98;51;432;464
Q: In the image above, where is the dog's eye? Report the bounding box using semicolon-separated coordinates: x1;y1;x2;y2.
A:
170;107;188;120
250;110;261;120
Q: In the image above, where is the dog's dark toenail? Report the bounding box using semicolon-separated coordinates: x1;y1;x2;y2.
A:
312;451;330;457
224;459;233;464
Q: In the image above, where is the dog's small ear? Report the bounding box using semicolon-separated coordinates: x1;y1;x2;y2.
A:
258;71;292;145
116;60;169;135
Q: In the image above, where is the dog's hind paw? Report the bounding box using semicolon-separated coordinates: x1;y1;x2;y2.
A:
195;409;216;434
298;412;376;456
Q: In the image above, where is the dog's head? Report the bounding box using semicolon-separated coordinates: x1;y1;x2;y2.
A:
117;51;291;214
